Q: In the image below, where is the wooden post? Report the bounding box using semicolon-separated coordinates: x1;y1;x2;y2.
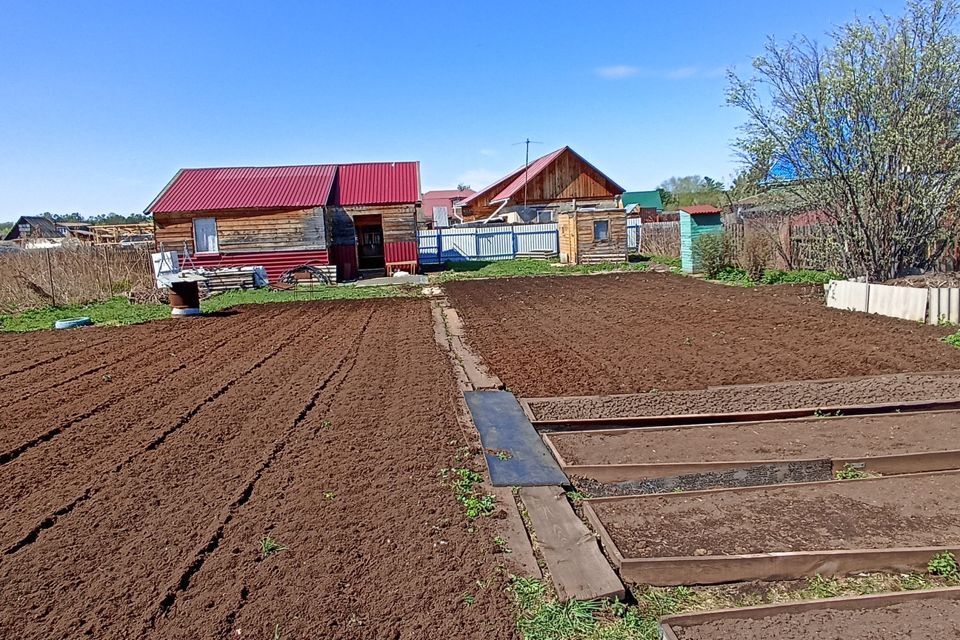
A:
45;249;56;306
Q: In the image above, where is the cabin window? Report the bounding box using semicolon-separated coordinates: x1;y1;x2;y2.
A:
193;217;219;253
593;219;610;242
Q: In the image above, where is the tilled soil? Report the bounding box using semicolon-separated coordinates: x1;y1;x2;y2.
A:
591;472;960;558
671;598;960;640
528;372;960;420
0;301;517;640
443;272;960;397
549;410;960;466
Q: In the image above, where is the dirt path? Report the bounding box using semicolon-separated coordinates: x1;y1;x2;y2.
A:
444;272;960;397
0;300;517;640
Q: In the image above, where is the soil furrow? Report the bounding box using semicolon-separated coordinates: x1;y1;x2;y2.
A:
0;308;321;552
142;306;377;633
0;303;368;639
151;300;516;640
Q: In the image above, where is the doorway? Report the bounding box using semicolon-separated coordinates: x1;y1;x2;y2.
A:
354;215;385;272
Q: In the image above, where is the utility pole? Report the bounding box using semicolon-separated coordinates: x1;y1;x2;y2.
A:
513;138;542;209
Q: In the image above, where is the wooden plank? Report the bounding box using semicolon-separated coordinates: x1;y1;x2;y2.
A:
521;485;625;602
490;486;542;579
661;586;960;632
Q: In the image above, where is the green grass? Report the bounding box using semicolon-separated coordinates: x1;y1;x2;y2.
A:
0;296;169;332
511;578;697;640
440;467;497;519
0;284;421;333
711;267;839;287
201;284;420;312
431;259;647;283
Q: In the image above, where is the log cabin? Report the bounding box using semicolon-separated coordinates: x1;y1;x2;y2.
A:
458;146;625;223
146;162;420;281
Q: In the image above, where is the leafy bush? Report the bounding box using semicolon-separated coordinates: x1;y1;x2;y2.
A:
943;331;960;348
740;235;773;282
713;267;754;285
928;551;959;578
692;233;734;278
761;269;840;285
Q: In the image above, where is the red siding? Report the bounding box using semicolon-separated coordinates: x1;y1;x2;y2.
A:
384;241;419;264
182;249;329;283
329;244;359;281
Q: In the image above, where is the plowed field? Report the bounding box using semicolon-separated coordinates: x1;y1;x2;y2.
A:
0;301;515;640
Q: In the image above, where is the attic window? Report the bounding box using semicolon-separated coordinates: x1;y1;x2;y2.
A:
593;219;610;242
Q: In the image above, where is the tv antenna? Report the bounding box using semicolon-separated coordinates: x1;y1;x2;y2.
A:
512;138;543;208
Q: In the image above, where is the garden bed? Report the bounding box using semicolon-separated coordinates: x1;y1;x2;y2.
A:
546;410;960;485
443;271;960;398
527;372;960;422
584;471;960;585
662;587;960;640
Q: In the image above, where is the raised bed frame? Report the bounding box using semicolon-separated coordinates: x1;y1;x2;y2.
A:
582;471;960;586
542;410;960;484
527;396;960;431
659;586;960;639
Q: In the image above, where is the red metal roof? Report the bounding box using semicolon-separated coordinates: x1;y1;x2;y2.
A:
680;205;723;215
147;165;338;213
147;161;421;213
459;146;625;207
336;162;420;206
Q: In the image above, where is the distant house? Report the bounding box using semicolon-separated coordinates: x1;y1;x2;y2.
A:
2;216;92;248
458;146;625;223
146;162;421;281
420;188;475;228
622;190;668;221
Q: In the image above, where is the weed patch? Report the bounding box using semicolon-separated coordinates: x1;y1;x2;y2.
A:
259;536;287;558
834;463;869;480
440;467;496;519
928;551;959;578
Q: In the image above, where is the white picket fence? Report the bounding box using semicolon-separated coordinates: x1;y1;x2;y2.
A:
418;223;559;264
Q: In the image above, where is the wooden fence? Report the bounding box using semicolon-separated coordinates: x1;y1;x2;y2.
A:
0;245;157;313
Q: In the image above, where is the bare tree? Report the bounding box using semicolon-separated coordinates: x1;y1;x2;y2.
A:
728;0;960;280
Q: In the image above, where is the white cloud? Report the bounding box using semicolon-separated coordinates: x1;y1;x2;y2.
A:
597;64;729;81
664;66;699;79
596;65;641;79
479;148;497;157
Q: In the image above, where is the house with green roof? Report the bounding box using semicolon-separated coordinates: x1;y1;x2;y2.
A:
622;190;671;221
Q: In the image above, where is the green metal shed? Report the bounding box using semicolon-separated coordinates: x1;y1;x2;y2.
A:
679;205;723;273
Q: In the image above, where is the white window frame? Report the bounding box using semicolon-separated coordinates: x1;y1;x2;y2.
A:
193;217;219;254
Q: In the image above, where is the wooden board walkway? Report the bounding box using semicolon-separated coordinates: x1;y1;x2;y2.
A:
521;485;625;602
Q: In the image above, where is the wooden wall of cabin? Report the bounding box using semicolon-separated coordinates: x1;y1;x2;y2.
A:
574;210;628;262
153;207;328;254
557;213;578;264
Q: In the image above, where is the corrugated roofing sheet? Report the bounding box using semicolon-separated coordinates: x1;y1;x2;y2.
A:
622;190;663;210
148;165;337;213
337;162;420;206
489;147;567;203
459;146;625;206
681;205;723;215
147;161;421;213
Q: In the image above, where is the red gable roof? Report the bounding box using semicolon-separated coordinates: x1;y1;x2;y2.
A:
460;146;625;207
147;161;420;213
336;162;420;206
680;205;723;215
147;165;337;214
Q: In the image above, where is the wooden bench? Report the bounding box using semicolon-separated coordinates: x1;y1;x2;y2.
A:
386;261;418;276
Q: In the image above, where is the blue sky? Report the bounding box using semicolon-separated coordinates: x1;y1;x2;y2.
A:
0;0;903;221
